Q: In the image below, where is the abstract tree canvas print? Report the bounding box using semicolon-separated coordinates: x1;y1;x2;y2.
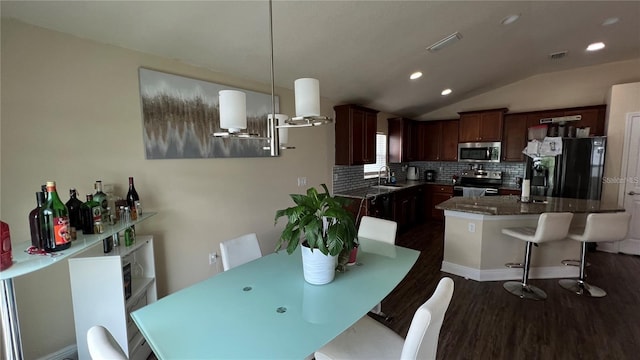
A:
138;68;278;159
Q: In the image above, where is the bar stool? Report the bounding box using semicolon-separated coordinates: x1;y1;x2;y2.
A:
502;212;573;300
559;212;631;297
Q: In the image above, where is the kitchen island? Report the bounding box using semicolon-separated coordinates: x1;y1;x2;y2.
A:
435;195;624;282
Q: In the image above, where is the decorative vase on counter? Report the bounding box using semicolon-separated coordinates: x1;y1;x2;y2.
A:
301;244;337;285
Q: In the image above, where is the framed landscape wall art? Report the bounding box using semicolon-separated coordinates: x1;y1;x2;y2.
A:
138;68;279;159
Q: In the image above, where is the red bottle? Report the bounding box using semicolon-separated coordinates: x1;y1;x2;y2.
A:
0;221;13;271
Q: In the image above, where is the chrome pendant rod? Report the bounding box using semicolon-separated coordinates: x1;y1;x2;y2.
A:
268;0;279;156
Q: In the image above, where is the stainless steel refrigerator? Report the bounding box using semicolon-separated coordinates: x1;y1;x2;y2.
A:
528;137;606;200
554;136;607;200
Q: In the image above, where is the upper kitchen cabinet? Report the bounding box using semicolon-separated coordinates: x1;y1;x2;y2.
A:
440;120;459;161
334;104;379;165
388;117;415;163
563;105;607;136
458;108;507;142
502;105;607;162
415;120;459;161
502;113;528;162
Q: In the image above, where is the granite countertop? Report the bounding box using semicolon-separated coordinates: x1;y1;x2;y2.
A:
435;195;624;216
336;180;450;199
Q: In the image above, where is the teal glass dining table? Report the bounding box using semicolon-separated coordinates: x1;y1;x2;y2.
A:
131;238;419;359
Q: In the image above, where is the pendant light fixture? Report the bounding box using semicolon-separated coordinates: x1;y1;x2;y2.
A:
214;0;332;156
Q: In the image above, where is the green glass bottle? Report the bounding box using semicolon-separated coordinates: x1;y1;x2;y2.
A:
124;226;135;247
93;180;109;223
80;194;102;234
39;181;71;252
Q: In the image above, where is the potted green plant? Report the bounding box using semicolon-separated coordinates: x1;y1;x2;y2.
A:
275;184;357;285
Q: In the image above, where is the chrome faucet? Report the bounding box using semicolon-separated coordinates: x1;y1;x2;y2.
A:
378;165;391;186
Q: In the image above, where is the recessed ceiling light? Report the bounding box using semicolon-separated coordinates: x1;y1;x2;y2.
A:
602;17;620;26
441;88;452;96
410;72;423;80
586;42;606;51
500;14;520;25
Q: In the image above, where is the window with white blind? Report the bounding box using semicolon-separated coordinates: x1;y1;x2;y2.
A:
364;133;388;178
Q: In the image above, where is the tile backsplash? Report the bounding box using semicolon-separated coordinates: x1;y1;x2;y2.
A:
333;161;526;193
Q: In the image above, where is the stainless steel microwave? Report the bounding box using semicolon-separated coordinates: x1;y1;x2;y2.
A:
458;142;501;163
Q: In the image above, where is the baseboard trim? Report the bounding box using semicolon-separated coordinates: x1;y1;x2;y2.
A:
36;344;77;360
441;262;579;282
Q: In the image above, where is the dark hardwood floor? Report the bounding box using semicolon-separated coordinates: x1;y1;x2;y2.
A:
379;220;640;360
147;220;639;360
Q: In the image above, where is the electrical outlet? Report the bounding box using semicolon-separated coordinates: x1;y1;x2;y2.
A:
468;223;476;233
209;252;217;265
297;177;307;187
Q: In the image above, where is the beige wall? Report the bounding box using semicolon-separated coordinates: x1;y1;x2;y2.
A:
1;19;335;359
3;17;639;358
601;82;640;204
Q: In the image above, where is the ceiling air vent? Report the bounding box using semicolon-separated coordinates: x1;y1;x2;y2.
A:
549;51;568;60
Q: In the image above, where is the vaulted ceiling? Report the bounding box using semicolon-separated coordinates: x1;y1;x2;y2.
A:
2;0;639;119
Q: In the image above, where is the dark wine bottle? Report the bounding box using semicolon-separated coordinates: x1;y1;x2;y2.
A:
39;181;71;252
65;188;83;237
80;194;101;235
126;177;140;220
28;191;46;248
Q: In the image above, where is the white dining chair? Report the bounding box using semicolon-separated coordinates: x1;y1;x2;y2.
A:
358;216;398;320
220;233;262;271
86;325;128;360
315;277;455;360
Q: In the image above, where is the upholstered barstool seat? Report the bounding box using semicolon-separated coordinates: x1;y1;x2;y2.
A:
502;212;573;300
559;212;631;297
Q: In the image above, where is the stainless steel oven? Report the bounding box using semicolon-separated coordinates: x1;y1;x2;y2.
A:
458;142;501;163
453;170;502;197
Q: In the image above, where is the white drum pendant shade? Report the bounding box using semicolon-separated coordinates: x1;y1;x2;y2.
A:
269;114;289;145
219;90;246;133
294;78;321;117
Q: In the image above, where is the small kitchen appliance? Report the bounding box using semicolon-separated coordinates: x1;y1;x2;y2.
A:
425;170;437;182
406;166;419;180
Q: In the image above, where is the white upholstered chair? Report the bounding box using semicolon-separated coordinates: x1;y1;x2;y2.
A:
219;233;262;271
314;277;455;360
86;325;127;360
358;216;398;319
502;212;573;300
559;212;631;297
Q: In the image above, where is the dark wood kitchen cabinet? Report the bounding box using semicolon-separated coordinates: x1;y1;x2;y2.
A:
393;186;424;231
427;184;453;220
440;120;459;161
414;120;459;161
334;105;378;165
388;117;416;163
458;109;506;142
563;105;607;136
502;113;529;162
502;105;606;162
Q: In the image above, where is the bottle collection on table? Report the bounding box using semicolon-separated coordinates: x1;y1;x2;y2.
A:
27;177;142;254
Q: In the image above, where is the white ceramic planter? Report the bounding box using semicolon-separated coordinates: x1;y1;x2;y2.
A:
301;245;337;285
